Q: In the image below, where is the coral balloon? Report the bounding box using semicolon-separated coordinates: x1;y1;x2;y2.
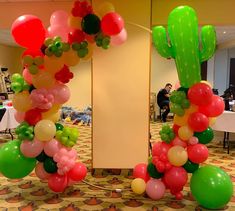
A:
24;108;42;125
23;68;32;84
34;120;56;142
67;162;87;181
14;111;25;123
188;82;213;106
172;136;187;147
11;15;46;49
146;179;166;200
110;28;127;46
48;173;68;192
131;178;146;195
188;112;209;132
167;146;188;166
187;144;208;163
20;138;44;158
133;163;150;182
101;12;124;36
35;162;51;180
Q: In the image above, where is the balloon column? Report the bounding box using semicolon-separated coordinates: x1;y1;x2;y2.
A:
0;0;126;193
131;5;233;209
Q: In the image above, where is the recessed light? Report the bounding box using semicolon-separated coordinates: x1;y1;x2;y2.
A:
223;31;226;34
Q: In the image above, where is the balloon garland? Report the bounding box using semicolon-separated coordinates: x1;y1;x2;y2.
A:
131;6;233;209
0;0;126;193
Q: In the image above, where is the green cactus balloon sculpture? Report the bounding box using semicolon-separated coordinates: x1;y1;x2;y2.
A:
152;6;216;88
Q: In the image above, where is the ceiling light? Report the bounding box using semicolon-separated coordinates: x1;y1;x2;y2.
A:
223;31;226;34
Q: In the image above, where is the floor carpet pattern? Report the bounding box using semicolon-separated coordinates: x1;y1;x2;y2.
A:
0;121;234;211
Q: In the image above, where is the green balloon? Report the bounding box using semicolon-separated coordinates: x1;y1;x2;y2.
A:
183;160;199;173
81;14;101;35
55;123;64;131
0;140;36;179
190;165;233;209
43;157;58;173
36;151;48;162
147;163;163;179
194;127;214;144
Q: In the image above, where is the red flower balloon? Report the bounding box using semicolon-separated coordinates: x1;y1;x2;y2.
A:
188;83;213;106
72;0;93;17
187;144;209;163
101;12;124;36
55;65;74;84
188;112;209;132
11;15;46;49
68;29;86;44
24;108;42;125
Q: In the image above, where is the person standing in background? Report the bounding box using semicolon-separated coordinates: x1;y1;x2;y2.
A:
157;83;172;122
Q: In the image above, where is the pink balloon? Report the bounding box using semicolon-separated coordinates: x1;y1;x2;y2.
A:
174;81;181;90
146;179;166;200
35;162;51;180
172;136;187;148
133;163;150;182
50;83;70;104
188;136;199;145
110;28;127;46
14;111;25;123
20;138;44;158
48;173;68;192
44;139;62;157
23;68;32;84
47;25;69;42
50;10;69;26
152;142;171;157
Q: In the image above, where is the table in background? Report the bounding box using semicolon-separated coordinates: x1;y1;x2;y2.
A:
0;106;19;139
212;111;235;154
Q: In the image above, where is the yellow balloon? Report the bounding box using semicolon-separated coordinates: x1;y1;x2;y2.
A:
46;104;62;114
97;2;115;17
32;71;55;89
201;80;212;88
185;104;198;115
44;55;64;74
178;125;194;141
167;146;188;166
12;91;32;112
82;43;94;61
63;49;80;66
68;15;82;29
209;117;217;126
34;120;56;142
42;110;60;123
131;178;146;195
173;114;189;126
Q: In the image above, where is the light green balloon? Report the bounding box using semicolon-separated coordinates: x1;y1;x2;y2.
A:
190;165;233;209
0;140;36;179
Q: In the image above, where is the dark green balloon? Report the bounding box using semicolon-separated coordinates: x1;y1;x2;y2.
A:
147;163;163;179
0;140;36;179
183;160;199;173
190;165;233;209
177;87;189;94
36;151;48;162
43;157;58;173
194;127;214;144
81;14;100;35
55;123;64;131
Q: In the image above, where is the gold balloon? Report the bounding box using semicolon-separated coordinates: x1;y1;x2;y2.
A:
12;91;32;112
178;125;194;141
97;2;115;17
201;80;212;88
185;104;198;115
131;178;146;195
42;110;60;123
173;114;189;126
34;120;56;142
167;146;188;166
209;117;217;126
32;71;55;89
68;15;82;29
44;55;64;74
63;49;80;66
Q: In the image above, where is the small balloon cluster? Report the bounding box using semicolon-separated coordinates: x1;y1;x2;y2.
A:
131;81;226;200
0;1;126;193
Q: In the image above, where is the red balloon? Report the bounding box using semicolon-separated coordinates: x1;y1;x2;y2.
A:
11;15;46;49
48;173;68;192
133;163;150;182
156;160;165;173
22;49;44;58
24;108;42;125
187;144;208;163
172;124;180;135
188;112;209;132
199;95;225;117
101;12;124;36
188;83;213;106
152;142;171;157
68;29;85;44
67;162;87;182
164;167;188;193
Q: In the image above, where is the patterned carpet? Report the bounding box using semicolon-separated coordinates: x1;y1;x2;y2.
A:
0;120;235;211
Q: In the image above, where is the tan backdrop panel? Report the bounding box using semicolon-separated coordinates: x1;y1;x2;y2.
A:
92;0;151;169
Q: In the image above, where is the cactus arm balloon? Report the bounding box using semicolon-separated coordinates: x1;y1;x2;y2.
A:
152;26;175;59
152;6;216;88
199;25;216;62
